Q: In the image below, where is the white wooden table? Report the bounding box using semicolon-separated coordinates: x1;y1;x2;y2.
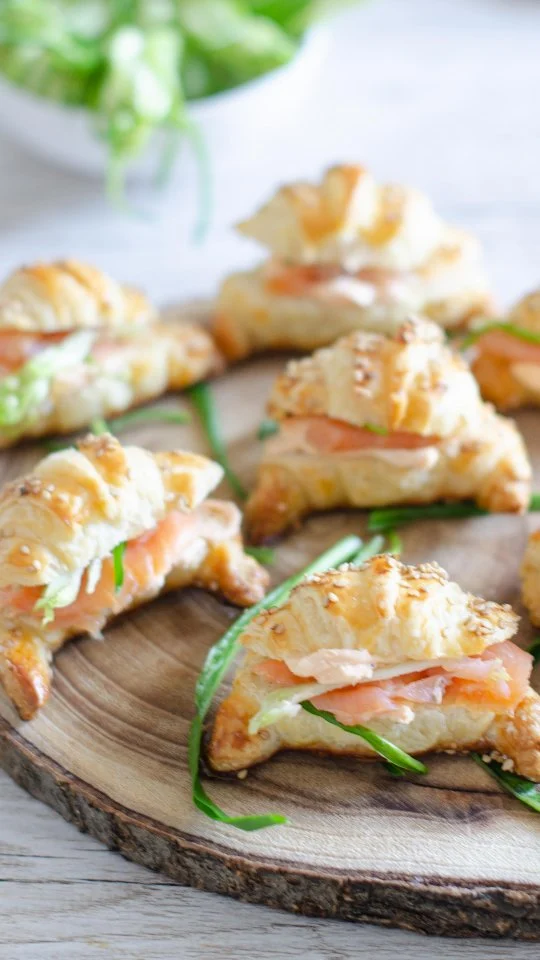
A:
1;0;539;955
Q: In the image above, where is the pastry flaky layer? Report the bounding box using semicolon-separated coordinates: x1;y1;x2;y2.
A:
0;260;156;333
472;289;540;411
0;434;268;720
213;164;493;359
245;319;531;542
0;259;224;447
521;528;540;627
208;555;540;781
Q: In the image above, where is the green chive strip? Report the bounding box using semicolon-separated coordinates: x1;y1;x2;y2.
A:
189;533;364;830
90;417;109;435
189;383;247;501
350;534;385;565
44;405;190;453
245;546;276;566
112;542;126;593
364;423;389;436
257;418;279;441
386;530;403;556
472;754;540;814
527;638;540;667
460;322;540;351
301;702;427;774
368;494;540;533
105;406;190;432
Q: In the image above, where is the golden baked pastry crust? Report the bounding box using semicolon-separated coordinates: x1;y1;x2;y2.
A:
0;433;222;586
521;528;540;627
208;556;540;780
240;555;518;662
245;323;531;541
0;319;224;448
213;165;493;359
0;438;268;718
472;290;540;410
0;259;155;332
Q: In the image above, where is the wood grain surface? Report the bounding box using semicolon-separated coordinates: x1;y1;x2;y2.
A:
0;350;539;940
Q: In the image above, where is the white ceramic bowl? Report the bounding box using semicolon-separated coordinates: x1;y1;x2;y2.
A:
0;26;328;179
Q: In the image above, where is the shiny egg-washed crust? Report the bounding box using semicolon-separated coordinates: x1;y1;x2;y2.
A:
208;556;540;780
0;320;224;448
472;290;540;411
213;242;493;361
267;321;480;437
0;499;269;720
520;528;540;626
0;433;223;588
208;665;540;780
238;165;448;270
245;324;531;541
239;556;519;662
0;260;155;332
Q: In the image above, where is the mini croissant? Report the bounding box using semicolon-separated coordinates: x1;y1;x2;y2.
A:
0;434;268;720
0;259;224;446
471;289;540;410
521;529;540;627
209;554;540;781
245;318;531;542
213;165;493;359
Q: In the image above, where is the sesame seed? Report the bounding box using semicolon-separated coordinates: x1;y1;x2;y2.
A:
327;592;338;604
19;545;30;555
272;623;285;635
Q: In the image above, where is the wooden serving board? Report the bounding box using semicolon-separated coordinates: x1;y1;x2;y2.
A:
1;350;540;940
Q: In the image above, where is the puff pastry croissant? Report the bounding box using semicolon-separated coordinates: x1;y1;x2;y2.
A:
209;554;540;781
0;259;224;446
213;165;493;359
245;318;531;542
471;289;540;410
0;434;268;720
521;529;540;627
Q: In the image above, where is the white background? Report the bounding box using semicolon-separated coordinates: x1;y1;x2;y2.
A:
1;0;539;956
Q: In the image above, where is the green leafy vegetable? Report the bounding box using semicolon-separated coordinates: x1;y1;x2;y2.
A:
363;422;389;436
112;541;126;592
189;382;247;500
349;534;385;564
104;405;191;433
0;0;351;210
257;418;279;441
34;569;84;626
460;322;540;351
245;545;276;565
190;532;364;830
177;0;295;87
368;494;540;533
386;529;403;556
44;404;191;453
527;638;540;667
0;330;95;435
249;680;342;734
301;702;428;774
90;417;109;435
96;24;186;205
472;754;540;814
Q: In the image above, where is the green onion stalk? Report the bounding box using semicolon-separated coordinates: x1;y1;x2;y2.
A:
189;533;424;831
